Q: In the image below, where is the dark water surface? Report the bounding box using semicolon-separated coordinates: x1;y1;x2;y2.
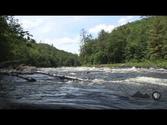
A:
1;67;167;109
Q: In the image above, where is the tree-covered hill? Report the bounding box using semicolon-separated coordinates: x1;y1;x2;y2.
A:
0;16;80;67
79;16;167;65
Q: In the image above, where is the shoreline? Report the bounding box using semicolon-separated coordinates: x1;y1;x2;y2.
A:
1;61;167;71
82;61;167;69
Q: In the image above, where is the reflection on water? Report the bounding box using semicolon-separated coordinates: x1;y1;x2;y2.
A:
1;67;167;109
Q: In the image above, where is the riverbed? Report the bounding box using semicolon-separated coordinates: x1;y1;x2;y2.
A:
0;67;167;109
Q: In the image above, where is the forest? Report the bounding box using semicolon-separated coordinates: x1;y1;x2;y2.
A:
1;16;167;68
79;16;167;66
0;16;80;67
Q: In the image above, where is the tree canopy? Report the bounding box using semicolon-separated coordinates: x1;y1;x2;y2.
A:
0;16;80;67
79;16;167;65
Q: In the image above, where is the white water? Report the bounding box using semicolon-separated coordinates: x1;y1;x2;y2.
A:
38;67;167;86
124;76;167;86
1;67;167;109
40;66;167;73
39;67;112;72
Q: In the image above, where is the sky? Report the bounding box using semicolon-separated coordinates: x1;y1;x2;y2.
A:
15;16;141;54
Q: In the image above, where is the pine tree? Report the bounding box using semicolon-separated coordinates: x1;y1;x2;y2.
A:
148;17;165;60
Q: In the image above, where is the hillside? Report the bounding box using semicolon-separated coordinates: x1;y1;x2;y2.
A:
0;16;80;67
79;16;167;65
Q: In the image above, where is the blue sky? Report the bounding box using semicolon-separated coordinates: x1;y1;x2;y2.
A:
15;16;141;54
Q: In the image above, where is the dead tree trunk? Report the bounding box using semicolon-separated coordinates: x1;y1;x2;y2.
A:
34;71;90;82
0;70;90;82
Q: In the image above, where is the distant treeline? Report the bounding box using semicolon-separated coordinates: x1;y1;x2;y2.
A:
0;16;80;67
79;16;167;65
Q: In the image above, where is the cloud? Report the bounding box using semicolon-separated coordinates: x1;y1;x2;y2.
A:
38;23;53;34
88;16;139;36
88;24;115;34
118;16;135;26
16;16;62;33
16;16;43;30
41;36;80;54
54;36;80;45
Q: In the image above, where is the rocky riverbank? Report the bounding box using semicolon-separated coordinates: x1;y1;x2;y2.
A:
0;64;37;73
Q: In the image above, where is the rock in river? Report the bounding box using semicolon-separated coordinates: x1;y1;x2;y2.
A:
132;91;150;99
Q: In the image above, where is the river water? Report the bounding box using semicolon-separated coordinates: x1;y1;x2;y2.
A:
1;67;167;109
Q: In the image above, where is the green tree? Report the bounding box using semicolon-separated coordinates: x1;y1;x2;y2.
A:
148;17;165;60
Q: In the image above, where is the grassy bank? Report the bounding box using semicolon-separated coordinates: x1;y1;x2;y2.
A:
82;60;167;69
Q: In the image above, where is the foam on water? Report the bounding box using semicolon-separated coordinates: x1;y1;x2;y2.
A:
69;73;76;75
92;79;106;84
39;67;167;73
39;67;112;72
37;67;167;88
124;77;167;86
41;67;143;74
111;67;140;73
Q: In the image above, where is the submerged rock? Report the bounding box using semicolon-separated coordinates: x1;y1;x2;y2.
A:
132;91;150;99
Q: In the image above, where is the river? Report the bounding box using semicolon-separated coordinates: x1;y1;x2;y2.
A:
0;67;167;109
